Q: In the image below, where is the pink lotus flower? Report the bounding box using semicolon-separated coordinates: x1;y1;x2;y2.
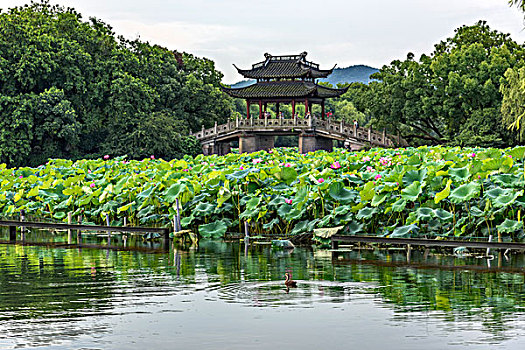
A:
318;178;325;183
19;175;23;179
239;166;244;170
103;155;110;160
470;153;476;157
285;198;293;204
88;170;91;174
362;156;371;162
269;150;274;154
253;158;262;164
183;169;189;172
150;155;155;160
331;161;341;169
285;163;292;167
90;183;95;188
374;174;382;180
366;166;375;172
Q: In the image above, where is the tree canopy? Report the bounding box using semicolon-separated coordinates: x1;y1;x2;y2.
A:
342;21;525;147
0;1;232;166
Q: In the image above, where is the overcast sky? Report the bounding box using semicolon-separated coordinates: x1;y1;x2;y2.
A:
1;0;525;83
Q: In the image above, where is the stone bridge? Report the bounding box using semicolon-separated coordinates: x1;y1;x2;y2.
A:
192;116;401;155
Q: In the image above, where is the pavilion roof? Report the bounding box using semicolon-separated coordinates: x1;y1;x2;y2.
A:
234;52;335;79
222;81;348;99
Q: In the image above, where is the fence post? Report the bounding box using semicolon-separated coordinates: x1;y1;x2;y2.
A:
368;127;371;141
20;209;26;242
106;214;111;246
77;215;82;244
67;211;73;244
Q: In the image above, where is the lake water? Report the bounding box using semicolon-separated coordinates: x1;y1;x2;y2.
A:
1;230;525;349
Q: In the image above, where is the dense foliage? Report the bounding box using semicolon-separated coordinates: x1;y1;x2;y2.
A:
327;21;525;148
0;1;231;166
2;146;525;241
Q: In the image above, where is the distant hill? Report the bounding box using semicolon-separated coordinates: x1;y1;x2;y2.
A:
229;64;379;88
319;65;379;86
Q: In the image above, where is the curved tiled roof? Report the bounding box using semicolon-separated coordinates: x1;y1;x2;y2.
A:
234;52;334;79
222;81;348;99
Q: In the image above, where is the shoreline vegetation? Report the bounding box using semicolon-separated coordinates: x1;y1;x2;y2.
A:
2;146;525;243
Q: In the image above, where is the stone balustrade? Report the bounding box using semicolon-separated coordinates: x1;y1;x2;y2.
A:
192;116;396;148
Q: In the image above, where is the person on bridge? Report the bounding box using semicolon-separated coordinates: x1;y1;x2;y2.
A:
354;119;359;130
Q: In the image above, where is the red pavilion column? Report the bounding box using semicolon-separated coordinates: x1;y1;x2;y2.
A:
246;100;250;119
304;99;309;117
259;100;262;119
292;99;296;117
321;100;325;119
276;102;280;117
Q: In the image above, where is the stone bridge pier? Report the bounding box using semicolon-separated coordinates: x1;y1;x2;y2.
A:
298;133;333;153
239;134;275;154
202;140;232;156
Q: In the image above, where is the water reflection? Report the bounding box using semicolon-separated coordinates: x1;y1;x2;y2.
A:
0;230;524;348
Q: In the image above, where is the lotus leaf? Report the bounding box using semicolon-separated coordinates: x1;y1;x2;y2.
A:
199;220;228;238
497;219;523;234
401;181;422;202
493;190;523;208
371;192;388;207
449;182;480;203
194;202;215;216
391;198;407;212
403;169;427;186
449;166;469;181
329;182;356;203
356;207;377;220
508;146;525;160
491;174;524;188
434;179;452;204
391;224;419;238
434;208;453;222
343;221;364;235
416;207;433;221
359;181;375;202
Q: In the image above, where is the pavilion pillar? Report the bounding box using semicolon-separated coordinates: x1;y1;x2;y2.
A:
305;99;309;117
321;101;325;119
246;100;250;119
259;100;262;119
292;99;296;118
276;103;280;117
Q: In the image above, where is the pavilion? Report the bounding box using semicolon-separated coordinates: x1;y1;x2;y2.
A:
222;52;348;118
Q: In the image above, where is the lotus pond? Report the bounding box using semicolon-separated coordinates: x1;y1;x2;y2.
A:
2;234;525;349
1;146;525;241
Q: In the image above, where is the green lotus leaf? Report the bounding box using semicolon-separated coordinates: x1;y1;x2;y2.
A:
359;181;376;202
391;198;407;212
491;174;524;188
468;206;485;217
391;224;419;238
334;205;352;216
401;181;422;202
507;146;525;160
371;192;388;207
245;196;261;210
485;187;506;199
497;219;523;234
481;158;500;172
194;202;215;216
493;190;523;208
449;166;469;181
199;220;228;239
279;167;298;185
329;182;356;203
356;206;377;220
227;169;252;180
343;221;364;235
403;169;427;186
416;207;433;221
449;182;480;203
435;179;452;204
263;218;279;230
433;208;453;222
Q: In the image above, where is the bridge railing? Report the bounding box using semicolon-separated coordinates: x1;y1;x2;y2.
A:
192;116;396;147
